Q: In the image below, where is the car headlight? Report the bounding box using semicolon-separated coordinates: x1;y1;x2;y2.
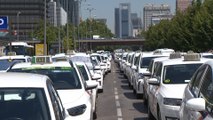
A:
138;73;144;79
67;104;87;116
163;98;182;106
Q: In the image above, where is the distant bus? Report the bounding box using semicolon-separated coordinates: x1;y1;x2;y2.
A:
4;42;34;56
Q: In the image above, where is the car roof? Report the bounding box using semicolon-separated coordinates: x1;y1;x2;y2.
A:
159;58;210;66
0;55;30;59
11;61;72;69
0;72;48;88
204;60;213;67
141;52;169;57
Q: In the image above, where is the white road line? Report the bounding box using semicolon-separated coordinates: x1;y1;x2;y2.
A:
114;75;123;120
118;117;123;120
115;95;119;100
117;108;122;117
116;100;120;107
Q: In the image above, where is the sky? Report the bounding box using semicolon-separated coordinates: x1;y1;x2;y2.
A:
81;0;176;33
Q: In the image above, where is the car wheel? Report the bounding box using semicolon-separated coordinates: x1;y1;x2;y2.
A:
136;93;143;99
157;105;162;120
93;111;97;119
148;101;155;120
98;89;103;93
143;88;147;106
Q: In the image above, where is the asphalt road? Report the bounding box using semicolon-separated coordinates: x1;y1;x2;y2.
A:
96;61;148;120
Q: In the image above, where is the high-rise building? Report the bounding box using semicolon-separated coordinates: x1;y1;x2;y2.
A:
114;8;120;38
48;0;57;27
176;0;192;12
114;3;132;38
58;0;79;26
143;4;171;31
131;13;142;38
0;0;51;40
151;13;173;26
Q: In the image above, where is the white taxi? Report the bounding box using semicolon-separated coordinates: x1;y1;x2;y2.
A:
0;72;72;120
179;60;213;120
0;54;31;72
75;62;100;119
133;52;167;98
147;53;210;120
70;53;104;93
143;56;169;105
8;56;97;120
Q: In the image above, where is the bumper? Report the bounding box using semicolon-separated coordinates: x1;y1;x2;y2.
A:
161;105;180;120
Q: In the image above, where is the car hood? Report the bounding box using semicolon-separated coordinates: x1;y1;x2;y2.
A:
139;68;149;74
57;89;87;106
160;84;187;99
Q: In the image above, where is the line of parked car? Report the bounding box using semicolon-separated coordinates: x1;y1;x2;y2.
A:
115;48;213;120
0;50;112;120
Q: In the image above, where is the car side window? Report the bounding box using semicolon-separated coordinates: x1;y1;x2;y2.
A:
189;65;207;97
153;62;162;80
77;65;89;81
47;81;64;120
200;66;213;103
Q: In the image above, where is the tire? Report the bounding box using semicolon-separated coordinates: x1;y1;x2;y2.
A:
98;89;103;93
93;111;97;119
148;100;155;120
136;93;143;99
157;105;162;120
143;87;148;106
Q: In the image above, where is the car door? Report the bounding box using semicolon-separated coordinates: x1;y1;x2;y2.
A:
47;81;66;120
149;62;162;116
197;66;213;120
183;65;208;120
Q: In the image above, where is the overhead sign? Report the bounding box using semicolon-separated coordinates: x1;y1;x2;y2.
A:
0;16;8;30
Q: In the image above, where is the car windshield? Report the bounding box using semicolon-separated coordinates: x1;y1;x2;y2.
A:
140;57;158;68
0;59;25;70
163;64;202;84
9;67;82;89
0;88;50;120
70;56;94;70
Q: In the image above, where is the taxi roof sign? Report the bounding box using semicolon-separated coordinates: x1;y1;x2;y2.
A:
184;52;200;61
32;56;52;64
169;52;181;59
66;50;75;55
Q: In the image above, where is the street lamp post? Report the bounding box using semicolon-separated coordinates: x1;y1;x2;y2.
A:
44;0;47;55
86;7;95;40
17;11;21;41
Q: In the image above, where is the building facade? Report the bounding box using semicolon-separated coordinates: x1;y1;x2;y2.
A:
131;13;142;38
114;3;132;38
143;4;171;31
0;0;50;40
176;0;192;12
58;0;79;26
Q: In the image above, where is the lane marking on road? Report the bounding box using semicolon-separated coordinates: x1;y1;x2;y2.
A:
117;108;122;117
118;118;123;120
116;100;120;107
115;95;119;100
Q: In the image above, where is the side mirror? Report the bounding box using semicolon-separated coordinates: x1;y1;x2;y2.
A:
143;72;151;78
148;78;160;85
92;73;101;80
85;81;98;90
132;66;136;70
186;98;205;111
94;66;101;70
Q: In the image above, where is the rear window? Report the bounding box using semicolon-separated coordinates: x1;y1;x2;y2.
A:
9;67;82;89
163;64;201;84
